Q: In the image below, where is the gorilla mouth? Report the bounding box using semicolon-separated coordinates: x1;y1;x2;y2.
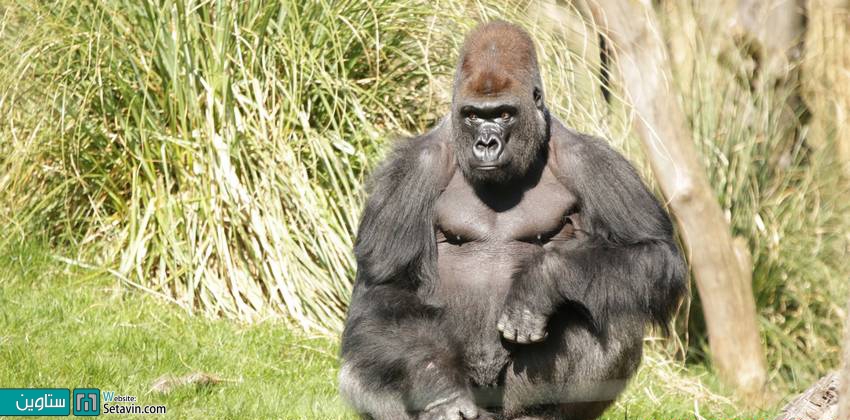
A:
476;165;500;170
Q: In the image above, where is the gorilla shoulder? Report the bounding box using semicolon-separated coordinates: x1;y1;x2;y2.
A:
547;119;621;170
365;119;454;195
547;117;674;246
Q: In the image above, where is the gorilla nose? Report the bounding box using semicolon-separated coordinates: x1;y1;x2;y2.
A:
473;135;503;163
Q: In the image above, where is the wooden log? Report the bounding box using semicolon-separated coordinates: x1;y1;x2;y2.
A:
774;373;840;420
584;0;767;397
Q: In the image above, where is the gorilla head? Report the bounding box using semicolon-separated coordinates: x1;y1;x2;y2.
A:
451;21;549;186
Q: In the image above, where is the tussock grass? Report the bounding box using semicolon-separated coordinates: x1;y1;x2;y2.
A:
1;0;461;333
1;0;847;392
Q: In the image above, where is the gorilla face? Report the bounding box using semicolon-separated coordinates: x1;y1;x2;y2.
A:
453;87;547;186
450;22;549;187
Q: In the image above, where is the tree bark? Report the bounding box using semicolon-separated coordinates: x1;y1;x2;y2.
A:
802;0;850;178
585;0;768;397
730;0;806;81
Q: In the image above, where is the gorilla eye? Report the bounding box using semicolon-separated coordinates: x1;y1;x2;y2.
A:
501;111;511;120
467;113;478;121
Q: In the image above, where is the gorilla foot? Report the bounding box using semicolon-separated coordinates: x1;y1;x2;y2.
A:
418;393;482;420
497;307;548;344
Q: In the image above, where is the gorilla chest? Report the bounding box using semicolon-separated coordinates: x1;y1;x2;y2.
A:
431;170;576;385
433;170;576;291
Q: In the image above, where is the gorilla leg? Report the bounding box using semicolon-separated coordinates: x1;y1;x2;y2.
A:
500;314;644;420
339;364;414;420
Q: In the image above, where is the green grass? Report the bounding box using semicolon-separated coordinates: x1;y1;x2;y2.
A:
0;243;778;419
0;243;353;419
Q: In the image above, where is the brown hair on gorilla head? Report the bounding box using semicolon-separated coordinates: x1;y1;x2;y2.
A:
454;21;544;102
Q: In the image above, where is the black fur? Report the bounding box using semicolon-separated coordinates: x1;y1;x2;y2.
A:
503;124;687;335
340;22;686;420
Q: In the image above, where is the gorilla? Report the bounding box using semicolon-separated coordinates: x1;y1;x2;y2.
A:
339;21;687;420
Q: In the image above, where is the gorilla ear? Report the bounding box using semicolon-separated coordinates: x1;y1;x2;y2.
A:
533;86;544;110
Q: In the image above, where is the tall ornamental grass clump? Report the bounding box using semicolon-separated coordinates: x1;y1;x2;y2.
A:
0;0;847;386
0;0;461;332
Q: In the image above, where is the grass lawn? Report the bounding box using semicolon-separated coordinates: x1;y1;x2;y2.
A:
0;243;775;419
0;243;351;419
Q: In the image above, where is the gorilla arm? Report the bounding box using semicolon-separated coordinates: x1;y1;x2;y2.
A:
497;126;687;343
341;124;479;418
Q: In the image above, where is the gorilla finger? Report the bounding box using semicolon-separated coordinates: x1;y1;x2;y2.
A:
458;400;478;418
515;332;530;344
422;410;442;420
502;328;517;341
528;331;546;342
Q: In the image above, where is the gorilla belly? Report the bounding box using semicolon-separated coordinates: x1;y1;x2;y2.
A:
434;241;540;387
436;241;539;291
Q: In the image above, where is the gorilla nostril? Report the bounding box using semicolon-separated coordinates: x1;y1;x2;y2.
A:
473;136;503;162
476;137;499;150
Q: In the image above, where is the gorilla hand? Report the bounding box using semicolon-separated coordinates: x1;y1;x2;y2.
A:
497;305;548;344
498;268;559;344
418;391;481;420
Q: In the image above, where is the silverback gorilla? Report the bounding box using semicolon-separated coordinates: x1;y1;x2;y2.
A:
339;21;687;420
